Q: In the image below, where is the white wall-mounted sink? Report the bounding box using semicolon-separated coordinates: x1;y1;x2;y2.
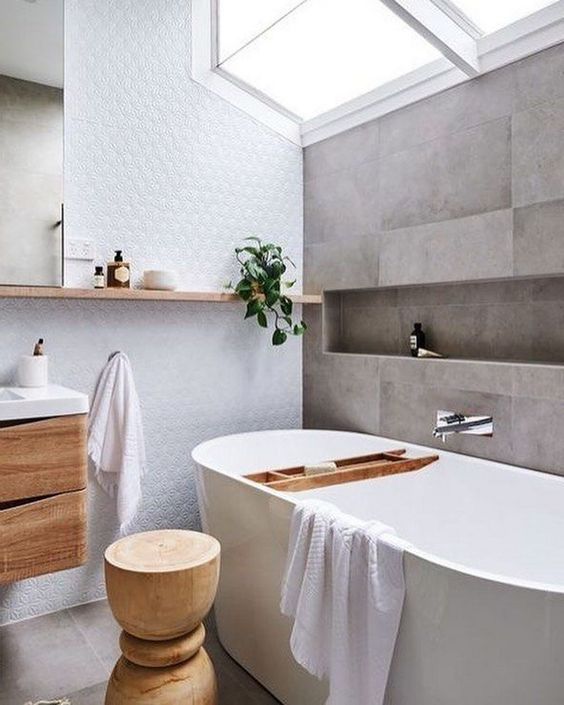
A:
0;384;89;421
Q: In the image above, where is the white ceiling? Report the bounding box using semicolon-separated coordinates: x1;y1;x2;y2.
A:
0;0;63;88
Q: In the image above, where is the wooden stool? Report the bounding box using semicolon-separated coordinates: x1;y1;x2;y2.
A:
104;529;220;705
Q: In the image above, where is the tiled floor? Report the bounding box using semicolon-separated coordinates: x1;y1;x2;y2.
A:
0;600;281;705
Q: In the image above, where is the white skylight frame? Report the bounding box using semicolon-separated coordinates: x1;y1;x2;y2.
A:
191;0;564;146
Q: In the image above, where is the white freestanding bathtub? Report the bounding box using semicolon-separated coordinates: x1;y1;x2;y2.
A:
192;430;564;705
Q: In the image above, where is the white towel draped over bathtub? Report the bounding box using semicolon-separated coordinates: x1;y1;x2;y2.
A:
88;352;146;532
280;499;409;705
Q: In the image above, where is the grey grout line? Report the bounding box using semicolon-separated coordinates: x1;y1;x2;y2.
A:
66;606;112;676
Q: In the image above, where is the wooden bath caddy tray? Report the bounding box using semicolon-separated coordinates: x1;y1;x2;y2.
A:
244;448;438;492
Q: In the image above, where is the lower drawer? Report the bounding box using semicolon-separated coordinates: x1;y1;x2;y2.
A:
0;489;87;584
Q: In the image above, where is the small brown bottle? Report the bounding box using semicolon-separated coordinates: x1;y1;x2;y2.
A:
107;250;131;288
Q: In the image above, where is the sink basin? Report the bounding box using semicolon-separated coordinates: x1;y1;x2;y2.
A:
0;384;89;421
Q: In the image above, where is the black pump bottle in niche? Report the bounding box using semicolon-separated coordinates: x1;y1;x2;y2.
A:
410;322;425;357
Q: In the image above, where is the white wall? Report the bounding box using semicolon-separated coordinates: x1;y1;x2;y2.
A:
0;0;303;624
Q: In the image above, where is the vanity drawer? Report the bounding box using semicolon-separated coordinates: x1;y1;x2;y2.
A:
0;414;87;502
0;489;87;584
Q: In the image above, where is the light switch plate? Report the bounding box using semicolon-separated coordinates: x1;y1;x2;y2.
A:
65;239;95;260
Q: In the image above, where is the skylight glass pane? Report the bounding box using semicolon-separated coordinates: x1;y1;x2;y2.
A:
219;0;441;120
452;0;557;34
218;0;306;62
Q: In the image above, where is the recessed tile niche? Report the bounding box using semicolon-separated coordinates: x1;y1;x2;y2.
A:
323;276;564;364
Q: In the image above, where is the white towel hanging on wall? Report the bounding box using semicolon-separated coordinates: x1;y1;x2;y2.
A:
88;351;146;532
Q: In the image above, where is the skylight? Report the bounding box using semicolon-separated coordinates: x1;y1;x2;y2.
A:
192;0;564;144
452;0;557;34
218;0;441;120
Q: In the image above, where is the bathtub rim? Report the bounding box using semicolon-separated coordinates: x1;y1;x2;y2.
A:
192;428;564;596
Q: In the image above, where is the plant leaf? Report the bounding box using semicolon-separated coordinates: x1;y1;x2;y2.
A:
257;310;268;328
272;329;287;346
284;280;296;288
265;288;280;307
245;298;263;319
235;281;253;301
280;296;293;316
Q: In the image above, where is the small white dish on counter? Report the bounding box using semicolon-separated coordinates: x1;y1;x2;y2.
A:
0;384;89;421
143;270;178;291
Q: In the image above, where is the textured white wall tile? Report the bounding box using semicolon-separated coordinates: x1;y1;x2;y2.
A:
0;0;303;624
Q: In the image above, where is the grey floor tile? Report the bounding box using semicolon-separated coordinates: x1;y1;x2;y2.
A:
1;606;281;705
67;600;121;673
206;631;282;705
0;610;107;705
65;681;107;705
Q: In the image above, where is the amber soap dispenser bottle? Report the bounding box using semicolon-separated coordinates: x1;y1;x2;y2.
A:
107;250;131;288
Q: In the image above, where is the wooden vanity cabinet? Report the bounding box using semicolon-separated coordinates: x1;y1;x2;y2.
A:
0;414;88;584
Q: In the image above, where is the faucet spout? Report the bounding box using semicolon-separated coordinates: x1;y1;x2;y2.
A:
433;411;493;442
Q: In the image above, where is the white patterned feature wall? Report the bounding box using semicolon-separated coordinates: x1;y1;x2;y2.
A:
0;0;303;624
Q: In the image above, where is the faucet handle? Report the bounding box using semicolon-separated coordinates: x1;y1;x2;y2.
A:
433;410;493;441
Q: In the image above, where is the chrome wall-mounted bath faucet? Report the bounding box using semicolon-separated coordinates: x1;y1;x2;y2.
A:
433;410;493;442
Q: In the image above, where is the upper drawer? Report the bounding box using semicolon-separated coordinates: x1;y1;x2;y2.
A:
0;414;87;502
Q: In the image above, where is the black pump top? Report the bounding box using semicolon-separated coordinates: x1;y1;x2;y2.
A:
414;322;422;329
114;250;123;262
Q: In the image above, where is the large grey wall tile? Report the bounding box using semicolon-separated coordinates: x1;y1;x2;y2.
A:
380;118;511;230
397;302;533;361
379;209;513;286
511;396;564;475
304;159;380;243
513;42;564;112
341;304;400;355
512;364;564;401
530;276;564;302
530;301;564;362
513;98;564;206
379;65;514;157
396;279;531;307
322;292;342;352
304;353;380;433
514;200;564;276
304;235;379;293
304;120;379;182
379;381;513;464
380;357;514;396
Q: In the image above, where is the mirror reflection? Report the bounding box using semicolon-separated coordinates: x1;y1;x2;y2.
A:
0;0;63;286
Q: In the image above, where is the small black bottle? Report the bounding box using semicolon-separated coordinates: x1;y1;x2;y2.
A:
410;322;425;357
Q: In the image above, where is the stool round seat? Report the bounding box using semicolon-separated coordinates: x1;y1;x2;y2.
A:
105;529;220;640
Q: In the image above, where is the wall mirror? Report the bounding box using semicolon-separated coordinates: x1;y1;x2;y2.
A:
0;0;64;287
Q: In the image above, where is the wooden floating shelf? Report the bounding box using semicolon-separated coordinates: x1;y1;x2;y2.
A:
0;286;322;305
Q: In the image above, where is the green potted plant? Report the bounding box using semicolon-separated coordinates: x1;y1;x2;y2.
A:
227;237;307;346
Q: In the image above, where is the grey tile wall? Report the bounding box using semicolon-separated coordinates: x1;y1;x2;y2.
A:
303;41;564;475
512;98;564;206
380;117;511;230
